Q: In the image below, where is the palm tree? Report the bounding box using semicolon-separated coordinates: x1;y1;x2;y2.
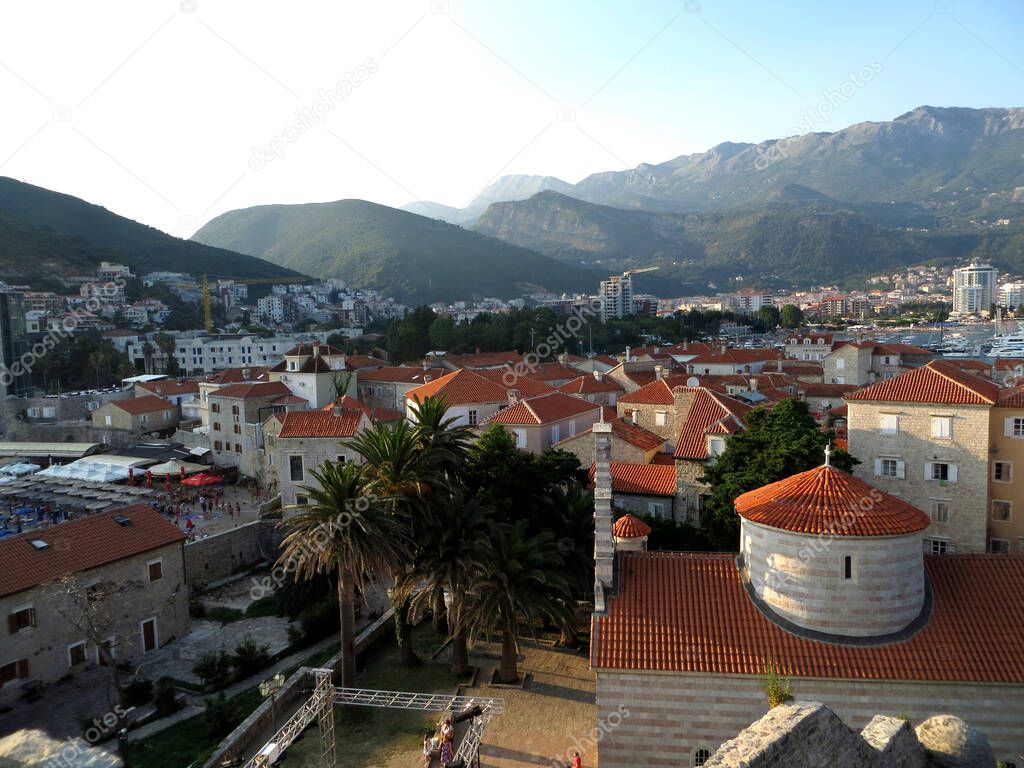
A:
277;462;409;687
408;395;472;480
410;491;490;676
465;520;573;683
349;420;430;666
544;480;595;647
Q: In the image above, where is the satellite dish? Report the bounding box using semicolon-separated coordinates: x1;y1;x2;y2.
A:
686;376;700;387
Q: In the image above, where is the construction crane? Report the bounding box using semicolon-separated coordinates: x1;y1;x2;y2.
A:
623;266;658;277
200;274;309;333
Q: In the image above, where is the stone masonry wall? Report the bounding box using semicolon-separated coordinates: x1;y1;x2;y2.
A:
184;520;283;592
594;670;1024;767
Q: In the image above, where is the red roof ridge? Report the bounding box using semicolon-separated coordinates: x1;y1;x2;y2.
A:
613;514;652;539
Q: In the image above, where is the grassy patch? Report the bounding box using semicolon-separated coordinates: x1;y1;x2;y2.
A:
204;606;245;624
244;594;279;618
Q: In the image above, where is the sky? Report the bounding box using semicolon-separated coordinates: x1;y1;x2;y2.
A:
1;0;1022;238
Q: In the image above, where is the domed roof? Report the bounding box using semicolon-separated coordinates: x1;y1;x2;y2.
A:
613;513;652;539
735;464;930;536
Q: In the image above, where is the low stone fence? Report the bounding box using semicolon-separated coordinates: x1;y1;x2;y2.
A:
202;612;396;768
184;520;282;592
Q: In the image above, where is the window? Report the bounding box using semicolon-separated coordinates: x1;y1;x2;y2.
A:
336;455;346;465
843;555;853;580
213;421;221;432
931;416;952;439
148;559;163;582
648;502;665;518
467;410;478;427
233;424;241;434
879;414;899;435
836;358;845;370
513;429;527;449
925;538;951;555
0;660;29;686
296;494;308;506
694;749;712;767
926;462;957;482
992;500;1012;522
994;461;1012;482
231;405;239;415
68;641;87;667
234;444;242;453
289;455;304;482
550;424;560;443
875;458;904;479
1004;417;1024;437
569;421;576;437
7;606;35;634
930;501;950;523
213;440;222;451
211;403;220;413
105;415;112;426
990;538;1011;554
654;411;667;427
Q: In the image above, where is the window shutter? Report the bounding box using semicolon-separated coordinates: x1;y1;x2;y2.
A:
1006;417;1015;437
7;614;16;635
874;459;882;477
924;462;933;480
28;608;35;628
896;460;906;480
948;464;958;484
948;542;956;554
16;659;28;678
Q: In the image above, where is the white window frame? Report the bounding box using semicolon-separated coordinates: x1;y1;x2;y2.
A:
550;424;560;443
875;457;904;479
8;603;35;633
513;428;527;449
67;640;87;668
879;413;899;435
289;455;304;482
993;461;1012;483
929;500;951;523
924;537;952;555
930;416;952;440
924;462;957;483
467;409;478;427
140;617;158;654
648;502;665;518
992;500;1012;522
990;538;1011;554
654;411;667;427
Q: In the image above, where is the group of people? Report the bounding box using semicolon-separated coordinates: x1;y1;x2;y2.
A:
422;716;456;766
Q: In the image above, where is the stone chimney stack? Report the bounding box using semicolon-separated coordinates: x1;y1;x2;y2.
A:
654;365;664;381
508;389;521;406
625;346;631;363
593;419;614;612
777;355;783;373
559;351;568;366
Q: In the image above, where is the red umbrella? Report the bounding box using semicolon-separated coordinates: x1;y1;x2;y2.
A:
146;469;153;488
127;467;134;486
181;472;222;487
180;466;186;481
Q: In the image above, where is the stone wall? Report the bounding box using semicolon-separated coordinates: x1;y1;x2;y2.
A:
594;670;1024;767
0;420;140;450
847;401;990;553
184;520;283;592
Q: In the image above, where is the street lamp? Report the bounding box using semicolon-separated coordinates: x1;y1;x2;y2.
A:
259;672;286;734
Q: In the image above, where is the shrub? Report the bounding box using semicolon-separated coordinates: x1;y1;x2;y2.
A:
761;657;792;708
289;599;340;647
232;634;271;679
245;594;279;618
204;606;244;624
122;678;153;708
193;651;233;691
152;677;180;717
204;692;238;738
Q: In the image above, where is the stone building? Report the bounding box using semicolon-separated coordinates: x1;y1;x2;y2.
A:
268;342;355;409
845;361;998;554
0;505;188;707
403;368;554;428
589;453;1024;767
553;416;664;466
356;366;447;413
484;391;603;453
556;372;624;406
824;342;933;386
783;333;835;362
208;381;303;478
987;385;1024;554
90;395;179;434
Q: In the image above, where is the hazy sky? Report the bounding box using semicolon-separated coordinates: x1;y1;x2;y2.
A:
1;0;1021;237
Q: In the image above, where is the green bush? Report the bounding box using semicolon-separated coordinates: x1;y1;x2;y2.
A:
152;677;180;717
203;692;238;738
232;635;271;679
288;599;340;647
193;651;233;691
122;678;154;708
204;606;244;624
245;594;279;619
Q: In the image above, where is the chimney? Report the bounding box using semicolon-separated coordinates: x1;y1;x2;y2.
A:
242;367;250;381
625;345;631;363
593;419;614;612
749;377;758;391
332;403;342;416
593;370;602;382
508;389;521;406
312;342;321;358
559;352;568;366
777;355;783;373
423;374;432;384
630;409;638;425
654;365;664;381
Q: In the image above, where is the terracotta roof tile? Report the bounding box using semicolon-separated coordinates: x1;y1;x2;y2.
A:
674;388;751;460
845;360;999;405
112;395;176;415
278;409;364;438
357;366;447;384
618;376;689;405
650;452;676;465
487;392;598;425
994;357;1024;370
800;383;860;397
137;379;199;397
557;375;624;395
735;465;930;536
212;381;292;400
321;395;402;422
405;368;554;407
556;417;664;451
688;349;780;365
283;343;345;357
591;552;1024;683
613;514;652;539
205;366;269;385
0;505;184;599
433;350;523;369
873;343;933;356
343;354;389;369
589;461;676;497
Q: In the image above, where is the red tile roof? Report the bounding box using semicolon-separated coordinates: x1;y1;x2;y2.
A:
277;409;365;438
800;383;860;398
618;376;689;405
558;417;665;452
137;379;199;397
344;354;389;369
529;362;581;381
212;381;292;399
994;357;1024;370
271;394;308;405
283;343;346;357
111;395;175;415
873;343;933;356
405;368;554;407
474;368;557;397
205;366;269;385
688;349;779;366
845;360;999;405
589;461;676;497
557;375;624;396
650;452;676;465
997;385;1024;408
735;465;930;536
613;514;652;539
591;552;1024;683
674;388;751;460
357;366;447;384
0;505;184;599
487;392;598;425
321;395;403;422
434;350;523;369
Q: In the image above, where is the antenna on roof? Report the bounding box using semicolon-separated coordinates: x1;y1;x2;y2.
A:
824;441;832;468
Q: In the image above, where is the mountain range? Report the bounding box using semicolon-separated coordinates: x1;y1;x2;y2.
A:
192;199;597;303
0;177;301;285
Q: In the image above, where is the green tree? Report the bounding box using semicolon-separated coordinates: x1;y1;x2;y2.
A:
465;521;572;683
780;304;804;329
700;399;856;549
277;462;409;687
754;305;781;331
154;332;179;376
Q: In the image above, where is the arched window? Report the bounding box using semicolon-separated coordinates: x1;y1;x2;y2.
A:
694;748;712;766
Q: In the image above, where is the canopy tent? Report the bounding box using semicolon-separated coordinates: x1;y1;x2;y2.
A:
37;460;129;483
0;462;41;477
180;472;223;487
146;459;207;477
